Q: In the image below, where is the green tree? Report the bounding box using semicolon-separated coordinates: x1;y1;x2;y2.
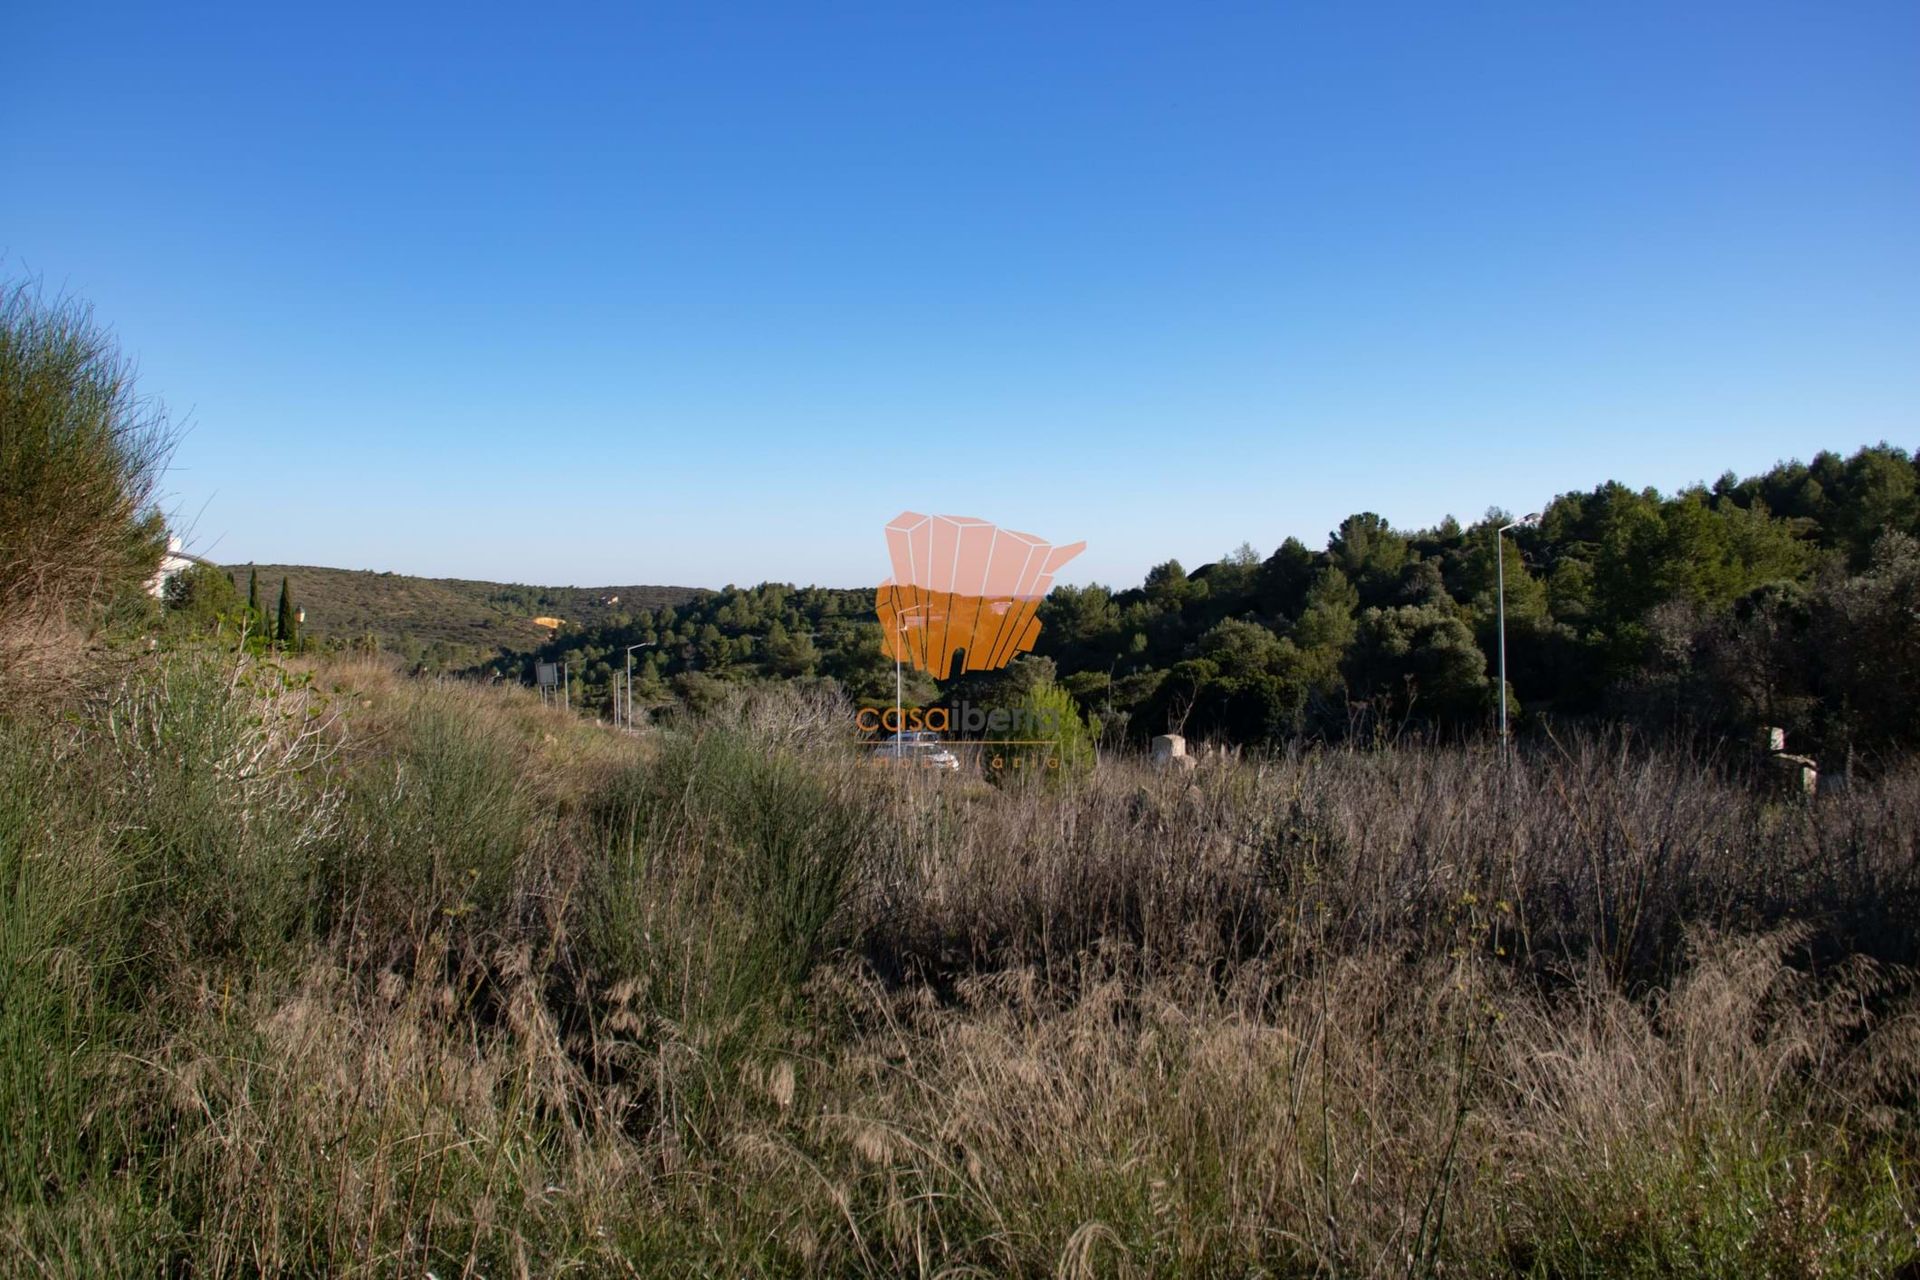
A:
1346;602;1490;724
1547;558;1596;623
163;562;242;631
1329;513;1411;602
1703;581;1816;736
761;620;819;678
1828;445;1918;566
984;674;1095;784
1291;567;1360;686
1459;524;1548;626
275;577;297;652
1038;584;1121;665
1197;617;1286;678
1814;531;1920;753
1199;543;1263;603
1144;559;1192;609
1257;537;1317;620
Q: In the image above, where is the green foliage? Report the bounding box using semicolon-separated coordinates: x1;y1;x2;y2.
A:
1292;566;1360;677
511;442;1920;758
224;562;705;671
1198;617;1286;678
163;562;243;629
1257;536;1316;617
346;690;532;932
0;736;122;1211
582;722;870;1026
982;672;1095;783
1143;558;1191;607
0;280;172;694
275;576;298;651
1348;602;1492;723
1812;530;1920;751
1329;511;1412;601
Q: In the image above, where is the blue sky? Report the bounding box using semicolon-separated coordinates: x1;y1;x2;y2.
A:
5;2;1916;590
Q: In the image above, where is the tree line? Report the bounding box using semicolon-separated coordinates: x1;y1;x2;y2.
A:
507;443;1920;769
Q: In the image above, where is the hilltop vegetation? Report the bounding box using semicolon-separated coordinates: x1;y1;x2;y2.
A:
213;563;705;670
521;442;1920;767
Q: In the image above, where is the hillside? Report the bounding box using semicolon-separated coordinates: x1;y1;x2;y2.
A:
524;443;1920;763
222;563;706;659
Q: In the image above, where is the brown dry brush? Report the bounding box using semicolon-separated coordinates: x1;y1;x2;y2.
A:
0;280;173;706
3;658;1918;1276
860;734;1920;993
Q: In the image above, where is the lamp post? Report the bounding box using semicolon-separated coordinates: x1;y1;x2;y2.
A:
623;642;655;730
1496;512;1540;763
893;605;928;742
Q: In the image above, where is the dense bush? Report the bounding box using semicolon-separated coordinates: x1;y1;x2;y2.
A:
0;281;171;701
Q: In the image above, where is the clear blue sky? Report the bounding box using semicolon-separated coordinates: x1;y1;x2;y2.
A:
5;2;1916;590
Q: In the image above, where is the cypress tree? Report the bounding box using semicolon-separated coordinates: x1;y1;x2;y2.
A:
247;567;260;616
276;577;296;651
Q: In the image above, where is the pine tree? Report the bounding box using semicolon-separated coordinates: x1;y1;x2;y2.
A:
276;577;297;652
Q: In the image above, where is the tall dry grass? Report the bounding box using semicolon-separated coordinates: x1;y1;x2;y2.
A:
1;651;1915;1276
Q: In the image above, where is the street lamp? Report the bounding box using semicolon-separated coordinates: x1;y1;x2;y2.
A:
623;642;656;730
1496;512;1540;763
893;605;928;741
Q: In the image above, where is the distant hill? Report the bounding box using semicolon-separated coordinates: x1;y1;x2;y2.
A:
222;564;706;660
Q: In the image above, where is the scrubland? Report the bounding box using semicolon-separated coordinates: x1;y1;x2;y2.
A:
3;648;1917;1278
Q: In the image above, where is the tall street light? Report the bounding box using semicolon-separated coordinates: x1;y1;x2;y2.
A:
1497;512;1541;763
893;604;928;741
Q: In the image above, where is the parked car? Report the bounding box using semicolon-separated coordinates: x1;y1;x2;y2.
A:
871;730;961;771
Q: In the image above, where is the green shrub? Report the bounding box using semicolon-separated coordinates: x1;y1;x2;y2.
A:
0;736;112;1210
985;674;1095;785
333;690;533;946
582;723;871;1027
98;651;337;968
0;281;172;699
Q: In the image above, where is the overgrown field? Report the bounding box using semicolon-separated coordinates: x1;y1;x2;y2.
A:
3;649;1918;1277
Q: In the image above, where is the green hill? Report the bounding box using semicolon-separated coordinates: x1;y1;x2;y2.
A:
221;564;706;662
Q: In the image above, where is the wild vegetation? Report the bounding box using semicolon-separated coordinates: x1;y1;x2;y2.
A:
6;280;1919;1275
518;445;1920;771
4;660;1918;1276
0;282;169;705
209;564;705;672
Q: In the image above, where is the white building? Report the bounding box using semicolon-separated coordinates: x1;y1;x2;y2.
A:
147;535;209;599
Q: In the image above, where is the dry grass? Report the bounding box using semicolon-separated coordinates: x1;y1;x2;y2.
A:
1;651;1916;1276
